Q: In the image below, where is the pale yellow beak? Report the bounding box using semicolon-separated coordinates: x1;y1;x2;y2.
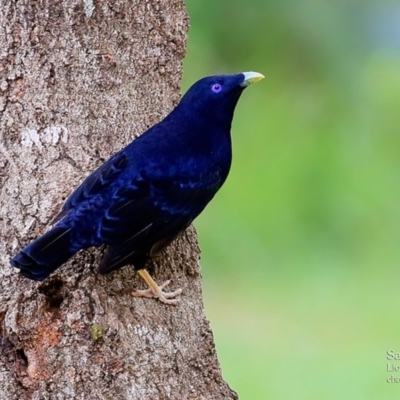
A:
241;71;265;87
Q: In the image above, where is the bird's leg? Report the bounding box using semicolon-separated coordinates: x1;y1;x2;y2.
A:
132;268;182;305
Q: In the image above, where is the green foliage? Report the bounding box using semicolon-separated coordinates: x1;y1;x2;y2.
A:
183;0;400;398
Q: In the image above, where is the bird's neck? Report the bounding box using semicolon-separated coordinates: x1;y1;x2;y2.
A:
178;103;234;137
163;105;232;168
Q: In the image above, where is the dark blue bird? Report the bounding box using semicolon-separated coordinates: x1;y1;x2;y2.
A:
10;72;264;304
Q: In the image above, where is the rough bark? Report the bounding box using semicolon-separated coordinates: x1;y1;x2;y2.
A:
0;1;238;399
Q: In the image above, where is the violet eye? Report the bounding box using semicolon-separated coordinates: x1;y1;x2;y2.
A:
211;83;222;93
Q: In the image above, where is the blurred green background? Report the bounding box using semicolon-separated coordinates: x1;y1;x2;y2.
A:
181;1;400;399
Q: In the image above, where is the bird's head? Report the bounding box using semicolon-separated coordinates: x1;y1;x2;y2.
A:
178;72;264;128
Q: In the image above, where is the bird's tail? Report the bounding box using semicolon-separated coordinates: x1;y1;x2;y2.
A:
10;226;77;281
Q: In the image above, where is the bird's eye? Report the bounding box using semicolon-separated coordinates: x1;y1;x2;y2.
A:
211;83;222;93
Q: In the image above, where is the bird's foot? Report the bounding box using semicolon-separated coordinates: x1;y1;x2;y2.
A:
133;272;182;305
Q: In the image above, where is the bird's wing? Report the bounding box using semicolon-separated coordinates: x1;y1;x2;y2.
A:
99;177;162;244
97;170;223;273
52;152;128;223
100;170;222;242
149;172;222;217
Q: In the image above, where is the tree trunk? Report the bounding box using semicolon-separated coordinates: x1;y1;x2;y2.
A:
0;1;238;399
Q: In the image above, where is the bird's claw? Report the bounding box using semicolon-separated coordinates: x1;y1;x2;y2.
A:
132;279;182;305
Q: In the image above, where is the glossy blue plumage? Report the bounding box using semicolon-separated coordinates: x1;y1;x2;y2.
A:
10;73;254;281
